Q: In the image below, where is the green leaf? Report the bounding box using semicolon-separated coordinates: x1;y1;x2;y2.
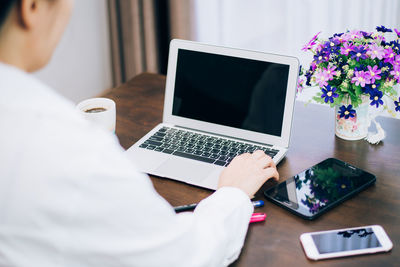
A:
385;86;397;96
354;86;362;97
340;85;349;92
333;94;344;106
312;95;325;104
350;94;361;108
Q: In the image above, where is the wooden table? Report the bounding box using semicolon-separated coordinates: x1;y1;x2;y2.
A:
103;73;400;266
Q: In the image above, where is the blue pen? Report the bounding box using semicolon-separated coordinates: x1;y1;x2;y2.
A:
174;200;264;212
252;200;264;208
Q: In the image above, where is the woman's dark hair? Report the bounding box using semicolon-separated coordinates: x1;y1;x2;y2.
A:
0;0;18;28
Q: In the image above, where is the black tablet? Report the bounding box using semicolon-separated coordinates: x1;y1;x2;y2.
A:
264;158;376;220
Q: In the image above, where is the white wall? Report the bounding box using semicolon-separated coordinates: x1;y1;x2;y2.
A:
193;0;400;119
34;0;112;104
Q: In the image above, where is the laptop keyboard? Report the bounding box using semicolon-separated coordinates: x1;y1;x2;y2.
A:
139;127;279;167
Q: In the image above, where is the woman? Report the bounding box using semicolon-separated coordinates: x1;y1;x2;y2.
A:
0;1;279;266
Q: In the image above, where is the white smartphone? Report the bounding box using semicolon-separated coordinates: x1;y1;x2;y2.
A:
300;225;393;260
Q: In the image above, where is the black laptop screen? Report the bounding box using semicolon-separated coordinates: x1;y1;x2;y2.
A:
172;49;290;137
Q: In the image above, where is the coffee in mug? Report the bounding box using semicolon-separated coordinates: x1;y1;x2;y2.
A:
77;97;116;132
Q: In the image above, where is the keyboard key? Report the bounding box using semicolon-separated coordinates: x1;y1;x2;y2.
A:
186;148;194;153
154;132;166;137
149;136;163;142
264;151;277;158
202;152;211;157
144;140;162;147
162;148;174;154
201;147;212;153
219;155;228;161
147;145;156;150
226;157;234;164
214;160;226;166
194;150;203;155
173;151;215;163
211;149;220;154
154;147;163;152
210;154;219;159
139;144;148;148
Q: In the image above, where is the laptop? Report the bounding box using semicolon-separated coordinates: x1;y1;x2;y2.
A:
126;39;299;190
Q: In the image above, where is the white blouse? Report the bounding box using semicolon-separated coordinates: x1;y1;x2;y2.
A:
0;63;253;267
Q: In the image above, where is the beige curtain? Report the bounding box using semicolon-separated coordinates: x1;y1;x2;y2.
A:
108;0;196;86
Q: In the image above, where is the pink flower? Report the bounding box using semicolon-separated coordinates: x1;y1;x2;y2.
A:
310;61;317;71
384;47;396;63
367;43;385;60
392;55;400;68
343;30;363;40
302;32;321;51
325;65;337;80
395;28;400;38
335;34;350;43
297;78;305;93
367;65;382;83
315;69;329;87
340;43;355;55
351;71;371;87
390;65;400;83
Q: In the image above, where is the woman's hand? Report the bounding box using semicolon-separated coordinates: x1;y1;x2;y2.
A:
217;150;279;198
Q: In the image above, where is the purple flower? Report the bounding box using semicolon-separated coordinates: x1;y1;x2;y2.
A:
302;32;321;51
351;70;371;87
321;85;339;103
376;25;393;33
363;82;381;94
339;105;356;119
384;47;396;64
351;46;368;61
355;64;366;72
395;28;400;38
336;177;351;194
390;40;400;52
361;31;373;39
395;97;400;112
367;43;385;60
340;42;355;56
370;90;384;107
305;70;313;86
367;65;382;83
390;65;400;83
326;39;341;53
314;50;329;64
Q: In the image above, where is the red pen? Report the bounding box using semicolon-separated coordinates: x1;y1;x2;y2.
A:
250;213;266;223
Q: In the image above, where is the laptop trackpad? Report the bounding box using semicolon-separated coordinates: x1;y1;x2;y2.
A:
155;158;214;183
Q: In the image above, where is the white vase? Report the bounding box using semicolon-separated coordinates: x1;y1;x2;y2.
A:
335;97;370;140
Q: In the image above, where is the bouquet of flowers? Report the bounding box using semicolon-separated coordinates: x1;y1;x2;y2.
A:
298;25;400;119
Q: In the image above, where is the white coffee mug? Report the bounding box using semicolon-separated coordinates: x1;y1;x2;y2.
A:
76;97;116;133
